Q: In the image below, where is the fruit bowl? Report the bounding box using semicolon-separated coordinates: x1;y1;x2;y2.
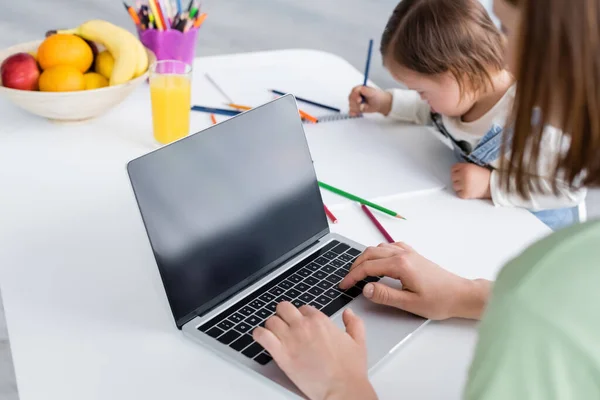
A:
0;40;156;122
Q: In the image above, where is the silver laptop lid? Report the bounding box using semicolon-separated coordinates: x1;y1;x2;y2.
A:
127;95;329;328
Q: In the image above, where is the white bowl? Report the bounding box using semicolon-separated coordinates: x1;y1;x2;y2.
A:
0;40;155;122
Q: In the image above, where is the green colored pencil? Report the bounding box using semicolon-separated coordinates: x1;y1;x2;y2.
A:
317;181;406;220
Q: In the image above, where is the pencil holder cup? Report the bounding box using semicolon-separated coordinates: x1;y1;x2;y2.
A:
138;28;199;66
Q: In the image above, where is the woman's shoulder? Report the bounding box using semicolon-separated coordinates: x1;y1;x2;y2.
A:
493;219;600;330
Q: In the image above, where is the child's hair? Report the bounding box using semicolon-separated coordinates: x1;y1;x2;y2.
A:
380;0;505;94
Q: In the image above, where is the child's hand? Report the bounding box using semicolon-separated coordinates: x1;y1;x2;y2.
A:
451;163;492;200
348;86;393;116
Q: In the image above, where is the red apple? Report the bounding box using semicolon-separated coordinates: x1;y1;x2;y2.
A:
1;53;40;91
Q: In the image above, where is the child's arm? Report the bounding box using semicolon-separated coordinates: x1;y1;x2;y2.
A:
348;87;431;124
490;126;587;210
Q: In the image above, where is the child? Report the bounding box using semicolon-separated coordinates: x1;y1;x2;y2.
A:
348;0;586;230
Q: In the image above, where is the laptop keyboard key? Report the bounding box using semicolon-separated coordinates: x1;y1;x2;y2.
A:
279;280;293;290
330;259;344;269
314;257;329;266
229;313;244;324
314;294;333;306
269;286;285;296
306;262;321;271
259;292;275;303
322;251;337;260
321;294;353;317
325;274;341;285
234;322;252;333
344;286;363;298
245;315;261;326
303;276;319;286
217;320;235;331
230;334;254;352
292;299;305;308
324;288;341;299
308;286;325;296
217;330;241;345
288;274;303;284
254;352;273;365
309;301;323;309
297;268;312;278
340;262;353;271
333;269;347;279
239;306;255;316
321;265;336;274
312;270;327;280
295;282;310;293
206;326;224;338
255;308;272;320
317;280;332;290
347;248;361;257
299;293;315;303
339;254;353;263
364;276;381;283
275;295;292;304
248;299;265;310
285;288;302;299
331;243;350;254
242;342;264;358
265;302;277;312
355;281;367;290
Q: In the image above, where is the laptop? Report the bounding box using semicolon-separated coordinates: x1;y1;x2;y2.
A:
127;95;427;397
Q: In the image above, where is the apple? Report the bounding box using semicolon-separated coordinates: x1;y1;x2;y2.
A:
1;53;40;91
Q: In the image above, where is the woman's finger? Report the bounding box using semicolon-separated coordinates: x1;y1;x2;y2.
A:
276;301;304;325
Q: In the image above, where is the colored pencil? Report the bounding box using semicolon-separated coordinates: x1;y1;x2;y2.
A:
193;12;207;28
318;181;406;220
227;103;252;111
176;0;183;13
123;2;141;26
361;39;374;102
191;105;242;117
205;73;233;103
270;89;341;113
324;205;338;224
187;0;194;12
298;109;318;124
210;114;217;125
361;205;394;243
148;0;164;30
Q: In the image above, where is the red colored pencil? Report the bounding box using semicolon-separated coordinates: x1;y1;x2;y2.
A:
323;204;338;224
361;204;394;243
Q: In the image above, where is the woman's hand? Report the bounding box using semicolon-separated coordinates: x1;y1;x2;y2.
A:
253;303;377;400
348;86;393;116
339;242;490;320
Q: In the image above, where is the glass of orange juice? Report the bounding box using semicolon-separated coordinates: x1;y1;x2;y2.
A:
149;60;192;145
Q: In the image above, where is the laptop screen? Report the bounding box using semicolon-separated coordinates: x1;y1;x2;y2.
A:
127;95;329;327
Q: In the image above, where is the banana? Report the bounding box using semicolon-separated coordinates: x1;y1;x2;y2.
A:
133;39;149;78
59;20;143;86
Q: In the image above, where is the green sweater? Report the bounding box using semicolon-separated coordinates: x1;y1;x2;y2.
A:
465;219;600;399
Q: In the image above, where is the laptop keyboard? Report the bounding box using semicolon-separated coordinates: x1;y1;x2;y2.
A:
198;240;379;366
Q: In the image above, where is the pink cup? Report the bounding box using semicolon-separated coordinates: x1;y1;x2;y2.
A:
138;28;199;66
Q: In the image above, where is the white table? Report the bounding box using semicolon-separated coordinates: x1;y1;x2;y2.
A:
0;50;550;400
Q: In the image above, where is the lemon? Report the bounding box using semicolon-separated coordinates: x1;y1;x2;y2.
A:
37;34;94;73
39;65;85;92
94;51;114;80
83;72;108;90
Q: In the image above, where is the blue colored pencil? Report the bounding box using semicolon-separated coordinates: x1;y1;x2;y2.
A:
176;0;182;13
191;105;242;117
270;89;341;113
361;39;374;103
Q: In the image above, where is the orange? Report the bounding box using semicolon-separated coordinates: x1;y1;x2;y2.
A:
37;34;94;73
38;65;85;92
83;72;108;90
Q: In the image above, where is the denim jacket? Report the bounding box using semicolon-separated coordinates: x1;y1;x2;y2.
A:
430;112;577;230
